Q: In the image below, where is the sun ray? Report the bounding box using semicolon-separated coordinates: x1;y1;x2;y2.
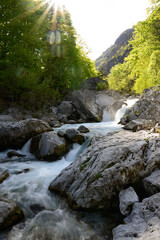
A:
32;1;55;31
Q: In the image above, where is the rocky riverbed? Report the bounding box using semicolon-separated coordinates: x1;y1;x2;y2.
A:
1;87;160;239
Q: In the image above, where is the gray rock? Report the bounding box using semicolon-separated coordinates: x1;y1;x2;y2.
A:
66;129;85;144
106;100;126;120
113;193;160;240
57;101;80;122
7;151;26;158
77;125;90;133
0;200;24;230
143;170;160;195
18;210;88;240
0;115;16;122
119;187;139;216
123;119;154;132
68;89;122;122
58;101;75;117
0;118;52;151
49;130;160;210
30;131;68;161
2;107;24;121
0;168;9;184
80;76;109;91
120;87;160;125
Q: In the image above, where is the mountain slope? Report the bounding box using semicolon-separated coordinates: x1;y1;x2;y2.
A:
95;28;134;75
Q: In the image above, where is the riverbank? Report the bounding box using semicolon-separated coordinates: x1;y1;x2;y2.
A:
1;87;160;239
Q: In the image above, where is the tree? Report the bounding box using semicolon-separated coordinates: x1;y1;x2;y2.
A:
0;1;98;108
148;50;160;86
0;0;47;105
107;62;134;94
43;6;97;96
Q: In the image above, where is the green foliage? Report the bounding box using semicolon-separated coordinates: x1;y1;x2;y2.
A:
96;81;109;91
107;3;160;95
108;62;135;94
0;1;97;109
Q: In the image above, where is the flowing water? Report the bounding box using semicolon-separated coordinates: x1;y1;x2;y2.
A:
0;99;137;240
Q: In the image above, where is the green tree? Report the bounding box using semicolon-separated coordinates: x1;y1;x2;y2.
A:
43;6;97;97
0;0;47;106
107;62;134;94
148;50;160;86
0;1;98;108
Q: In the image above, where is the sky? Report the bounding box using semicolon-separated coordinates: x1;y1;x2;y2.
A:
56;0;150;60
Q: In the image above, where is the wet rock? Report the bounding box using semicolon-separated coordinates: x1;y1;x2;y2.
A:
143;170;160;196
15;168;30;175
119;187;139;216
0;118;52;151
30;204;45;214
0;200;24;230
49;130;159;210
105;100;126;120
120;86;160;125
113;193;160;240
19;210;88;240
30;131;68;161
66;129;85;144
68;89;122;122
123;119;154;132
77;125;90;133
57;130;66;138
7;151;26;158
0;168;9;184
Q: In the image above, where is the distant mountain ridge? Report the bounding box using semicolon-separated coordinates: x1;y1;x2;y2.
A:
95;28;134;75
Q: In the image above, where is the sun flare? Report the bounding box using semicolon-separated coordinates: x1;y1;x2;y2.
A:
46;0;66;9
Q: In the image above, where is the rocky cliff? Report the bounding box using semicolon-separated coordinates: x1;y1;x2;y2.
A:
95;28;134;75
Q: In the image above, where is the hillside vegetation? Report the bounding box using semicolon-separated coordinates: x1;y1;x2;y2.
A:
95;28;134;76
107;0;160;94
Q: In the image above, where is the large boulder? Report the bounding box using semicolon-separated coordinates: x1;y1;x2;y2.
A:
30;131;68;161
120;87;160;125
57;101;80;123
123;119;155;132
0;118;52;151
0;200;24;230
7;151;26;158
119;187;139;216
77;125;90;133
66;129;85;144
49;130;160;210
80;76;109;91
0;168;9;184
67;89;123;122
143;170;160;196
17;210;87;240
113;193;160;240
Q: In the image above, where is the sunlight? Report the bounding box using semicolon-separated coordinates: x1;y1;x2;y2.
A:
44;0;66;9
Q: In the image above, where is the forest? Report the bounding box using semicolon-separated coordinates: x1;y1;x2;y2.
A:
0;0;98;109
0;0;160;110
108;0;160;94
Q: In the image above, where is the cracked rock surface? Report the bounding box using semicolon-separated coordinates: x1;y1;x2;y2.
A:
49;130;160;210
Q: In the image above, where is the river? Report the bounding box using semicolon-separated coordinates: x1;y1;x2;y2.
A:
0;100;137;240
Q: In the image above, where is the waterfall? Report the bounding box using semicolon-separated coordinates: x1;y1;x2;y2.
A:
115;99;138;123
102;109;113;122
